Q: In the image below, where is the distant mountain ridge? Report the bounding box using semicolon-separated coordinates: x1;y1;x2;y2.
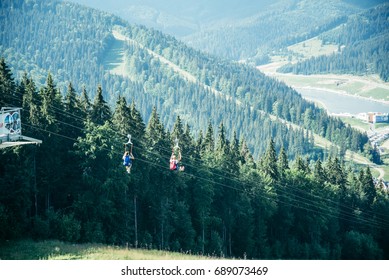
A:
68;0;386;62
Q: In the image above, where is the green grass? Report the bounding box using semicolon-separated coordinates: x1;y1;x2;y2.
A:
339;117;370;131
277;75;323;87
361;88;389;101
278;74;389;102
101;38;125;72
0;240;218;260
338;83;364;96
340;117;389;133
375;122;389;130
288;38;338;60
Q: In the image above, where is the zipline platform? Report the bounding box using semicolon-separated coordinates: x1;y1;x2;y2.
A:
0;107;42;149
0;134;42;149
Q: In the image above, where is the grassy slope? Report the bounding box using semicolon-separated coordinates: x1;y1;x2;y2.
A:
0;240;218;260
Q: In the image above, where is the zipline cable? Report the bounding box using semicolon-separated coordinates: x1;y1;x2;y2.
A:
17;116;389;230
4;95;389;228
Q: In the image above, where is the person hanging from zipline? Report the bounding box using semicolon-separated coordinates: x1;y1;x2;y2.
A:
170;138;184;172
123;150;134;174
123;134;134;174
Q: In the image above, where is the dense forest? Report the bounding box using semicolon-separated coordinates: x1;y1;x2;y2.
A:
1;60;388;259
278;3;389;81
0;0;374;162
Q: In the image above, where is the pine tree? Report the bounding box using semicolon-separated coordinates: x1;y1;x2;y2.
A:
195;130;205;158
229;131;241;174
204;121;215;153
215;122;229;165
146;107;169;164
129;101;146;143
21;74;41;126
40;73;64;132
202;121;215;165
0;57;16;108
293;154;308;175
41;73;63;122
91;84;111;125
239;138;255;169
277;145;289;178
171;115;185;157
313;159;326;183
325;157;346;187
361;167;377;209
171;115;184;143
63;82;84;138
182;123;195;158
262;138;279;181
112;96;132;136
80;86;91;118
64;82;79;114
35;73;65;212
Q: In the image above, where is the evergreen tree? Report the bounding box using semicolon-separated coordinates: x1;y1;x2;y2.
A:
361;167;377;209
293;155;308;174
313;159;326;183
112;96;132;136
262;138;279;181
146;107;167;150
215;122;230;166
91;84;111;125
171;115;184;143
21;74;41;126
74;119;129;243
202;121;215;165
129;101;146;143
277;145;289;178
35;73;66;212
80;86;91;118
325;157;346;187
239;138;255;169
229;131;241;175
182;123;195;160
195;130;205;157
41;73;63;126
171;115;185;158
63;82;84;138
0;57;16;108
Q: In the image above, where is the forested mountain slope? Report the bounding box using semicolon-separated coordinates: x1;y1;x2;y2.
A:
278;3;389;81
0;0;372;161
0;61;388;259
